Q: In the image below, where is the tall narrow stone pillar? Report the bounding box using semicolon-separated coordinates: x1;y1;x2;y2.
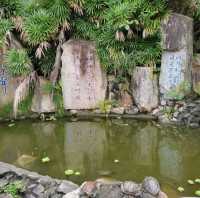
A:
159;13;193;100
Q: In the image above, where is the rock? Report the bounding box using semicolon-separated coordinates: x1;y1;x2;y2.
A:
192;55;200;94
0;194;13;198
96;184;122;198
132;67;159;112
57;181;79;194
160;13;193;100
31;77;56;113
0;64;21;108
80;181;97;197
120;91;133;108
125;106;139;115
32;184;45;195
61;39;107;110
152;108;160;116
142;177;160;196
121;181;141;196
63;188;81;198
111;107;125;114
158;191;168;198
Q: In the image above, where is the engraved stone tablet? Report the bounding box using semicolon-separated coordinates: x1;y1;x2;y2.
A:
61;40;107;110
160;13;193;100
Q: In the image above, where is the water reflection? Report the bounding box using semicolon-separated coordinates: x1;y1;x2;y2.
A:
0;120;199;196
64;121;107;178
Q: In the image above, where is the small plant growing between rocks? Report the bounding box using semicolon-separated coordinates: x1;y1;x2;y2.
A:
166;81;191;100
0;181;24;198
161;106;176;119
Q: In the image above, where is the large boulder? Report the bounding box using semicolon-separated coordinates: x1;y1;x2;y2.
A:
160;13;193;100
132;67;159;112
61;40;107;110
31;77;56;113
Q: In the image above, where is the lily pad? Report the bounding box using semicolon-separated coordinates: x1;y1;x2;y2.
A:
114;159;119;163
195;179;200;184
8;123;15;127
75;171;81;176
41;157;50;163
195;190;200;196
64;169;74;176
187;180;194;185
177;186;184;192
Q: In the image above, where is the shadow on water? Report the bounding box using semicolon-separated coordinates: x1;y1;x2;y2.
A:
0;119;200;197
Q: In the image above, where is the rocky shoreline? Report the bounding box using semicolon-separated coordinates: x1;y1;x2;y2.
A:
1;96;200;128
0;162;167;198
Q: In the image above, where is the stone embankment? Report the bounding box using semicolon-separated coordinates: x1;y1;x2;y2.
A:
0;162;167;198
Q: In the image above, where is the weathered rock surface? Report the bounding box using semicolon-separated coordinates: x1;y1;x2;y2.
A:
0;162;167;198
132;67;159;112
192;54;200;94
175;99;200;127
0;64;20;108
0;162;78;198
31;77;56;113
63;177;167;198
160;13;193;100
61;40;107;110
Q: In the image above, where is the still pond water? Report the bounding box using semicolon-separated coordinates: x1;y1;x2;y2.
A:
0;119;200;197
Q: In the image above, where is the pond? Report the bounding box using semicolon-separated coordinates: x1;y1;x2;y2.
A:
0;118;200;197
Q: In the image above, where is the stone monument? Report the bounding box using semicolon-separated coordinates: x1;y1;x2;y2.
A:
31;77;56;113
61;40;107;110
132;67;159;112
159;13;193;100
0;48;20;108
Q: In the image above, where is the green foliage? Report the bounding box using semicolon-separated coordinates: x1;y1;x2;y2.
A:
166;81;192;100
0;181;24;198
37;48;56;78
0;19;14;47
0;103;13;117
42;81;64;116
98;100;112;114
161;106;175;119
73;0;167;73
18;93;33;114
23;10;58;45
5;49;32;77
1;0;169;76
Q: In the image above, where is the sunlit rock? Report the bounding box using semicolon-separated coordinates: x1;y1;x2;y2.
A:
160;13;193;100
61;40;107;110
31;77;56;113
132;67;158;112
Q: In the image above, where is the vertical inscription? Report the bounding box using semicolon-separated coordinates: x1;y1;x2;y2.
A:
0;65;8;95
166;54;183;89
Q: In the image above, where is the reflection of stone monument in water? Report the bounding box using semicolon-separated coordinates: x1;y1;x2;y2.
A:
61;40;107;110
158;137;183;182
159;13;193;100
132;125;158;168
64;122;107;176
